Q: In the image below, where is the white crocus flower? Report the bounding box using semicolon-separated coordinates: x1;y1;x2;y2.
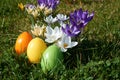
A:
37;4;45;11
44;7;53;15
44;15;58;25
31;24;46;36
45;26;62;43
56;14;69;26
56;14;69;21
56;35;78;52
25;4;36;14
59;21;66;27
31;9;39;18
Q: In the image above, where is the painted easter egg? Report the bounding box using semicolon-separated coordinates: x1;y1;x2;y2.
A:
41;44;63;73
27;37;47;63
15;32;33;55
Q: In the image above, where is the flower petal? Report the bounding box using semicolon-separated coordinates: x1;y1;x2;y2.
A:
67;42;78;48
61;47;67;52
46;26;53;34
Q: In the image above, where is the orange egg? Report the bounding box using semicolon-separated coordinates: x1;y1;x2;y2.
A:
15;32;33;55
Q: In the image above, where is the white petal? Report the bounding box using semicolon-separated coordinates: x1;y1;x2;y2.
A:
56;14;61;18
65;36;71;44
56;40;62;46
67;42;78;48
52;17;58;23
71;42;78;47
39;4;45;10
44;33;49;37
61;47;67;52
59;21;66;27
57;14;69;21
46;26;53;34
45;38;54;43
44;15;52;23
54;27;59;33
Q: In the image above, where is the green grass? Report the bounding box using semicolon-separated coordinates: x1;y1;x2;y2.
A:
0;0;120;79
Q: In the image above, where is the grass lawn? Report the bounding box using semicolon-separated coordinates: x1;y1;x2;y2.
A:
0;0;120;79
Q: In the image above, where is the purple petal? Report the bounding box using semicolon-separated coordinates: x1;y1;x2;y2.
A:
38;0;59;9
78;8;83;18
87;12;94;21
77;23;84;28
82;11;88;19
62;27;66;33
66;24;70;30
69;8;94;29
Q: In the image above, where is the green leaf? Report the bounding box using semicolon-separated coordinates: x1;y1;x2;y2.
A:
106;60;111;66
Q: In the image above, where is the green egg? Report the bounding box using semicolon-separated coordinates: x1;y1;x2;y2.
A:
41;44;63;73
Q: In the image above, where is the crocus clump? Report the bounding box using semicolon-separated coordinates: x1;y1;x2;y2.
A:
70;8;94;28
37;0;59;10
62;24;81;37
22;0;60;18
43;8;94;52
61;8;94;37
37;0;59;15
18;0;94;52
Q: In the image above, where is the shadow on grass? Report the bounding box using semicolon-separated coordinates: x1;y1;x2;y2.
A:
63;36;119;69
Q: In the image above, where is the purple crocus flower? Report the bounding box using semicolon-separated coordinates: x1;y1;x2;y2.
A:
38;0;59;10
70;8;94;28
62;24;81;37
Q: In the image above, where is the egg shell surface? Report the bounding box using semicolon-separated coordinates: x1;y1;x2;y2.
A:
27;37;47;63
15;32;33;55
41;44;63;73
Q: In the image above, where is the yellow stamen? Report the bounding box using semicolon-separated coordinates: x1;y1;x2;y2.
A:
64;43;68;48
